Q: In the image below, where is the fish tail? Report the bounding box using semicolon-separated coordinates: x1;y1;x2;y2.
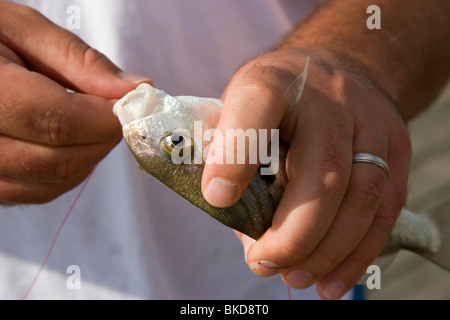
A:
370;207;448;283
385;206;450;272
392;208;441;254
416;202;450;271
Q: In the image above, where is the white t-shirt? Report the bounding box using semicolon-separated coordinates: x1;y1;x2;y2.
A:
0;0;352;300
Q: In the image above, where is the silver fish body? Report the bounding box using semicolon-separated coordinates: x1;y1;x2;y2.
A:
116;84;287;239
113;82;448;274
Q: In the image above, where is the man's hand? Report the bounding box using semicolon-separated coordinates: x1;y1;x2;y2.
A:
202;51;411;299
0;2;151;204
202;0;450;299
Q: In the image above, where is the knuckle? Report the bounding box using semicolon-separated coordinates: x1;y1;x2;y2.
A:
314;117;353;198
240;79;280;107
240;63;287;82
315;155;349;199
80;46;109;69
351;176;385;211
237;64;294;102
63;35;110;73
66;37;108;70
37;106;71;145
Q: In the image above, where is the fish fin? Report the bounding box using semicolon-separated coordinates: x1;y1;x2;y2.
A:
281;57;309;122
418;201;450;271
387;208;441;254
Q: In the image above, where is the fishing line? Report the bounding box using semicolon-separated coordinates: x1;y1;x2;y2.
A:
20;164;293;300
21;167;96;300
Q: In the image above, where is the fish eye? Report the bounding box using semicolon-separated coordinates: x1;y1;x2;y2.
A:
160;134;193;159
140;135;147;140
170;135;184;147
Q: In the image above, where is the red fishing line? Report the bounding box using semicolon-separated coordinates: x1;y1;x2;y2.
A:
21;168;96;300
20;166;291;300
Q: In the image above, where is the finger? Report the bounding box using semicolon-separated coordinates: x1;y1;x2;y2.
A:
0;134;118;183
280;111;389;289
0;57;121;145
283;162;385;289
201;61;297;207
245;93;354;275
314;202;403;300
281;157;388;288
0;42;25;66
0;2;151;98
315;120;411;300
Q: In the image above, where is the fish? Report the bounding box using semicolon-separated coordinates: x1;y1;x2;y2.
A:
112;65;449;275
113;82;286;240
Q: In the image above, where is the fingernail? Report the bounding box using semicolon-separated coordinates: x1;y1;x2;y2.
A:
248;260;285;276
118;72;153;85
204;178;237;207
323;281;347;300
284;269;314;289
257;260;285;270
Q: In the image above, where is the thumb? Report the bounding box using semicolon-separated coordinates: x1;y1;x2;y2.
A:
0;2;151;99
201;61;294;208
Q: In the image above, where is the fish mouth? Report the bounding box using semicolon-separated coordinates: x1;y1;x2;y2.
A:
113;83;167;127
123;125;152;148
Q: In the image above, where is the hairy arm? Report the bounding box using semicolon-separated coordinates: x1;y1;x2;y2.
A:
280;0;450;119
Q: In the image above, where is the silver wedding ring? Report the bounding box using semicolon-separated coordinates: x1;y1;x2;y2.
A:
352;153;390;177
